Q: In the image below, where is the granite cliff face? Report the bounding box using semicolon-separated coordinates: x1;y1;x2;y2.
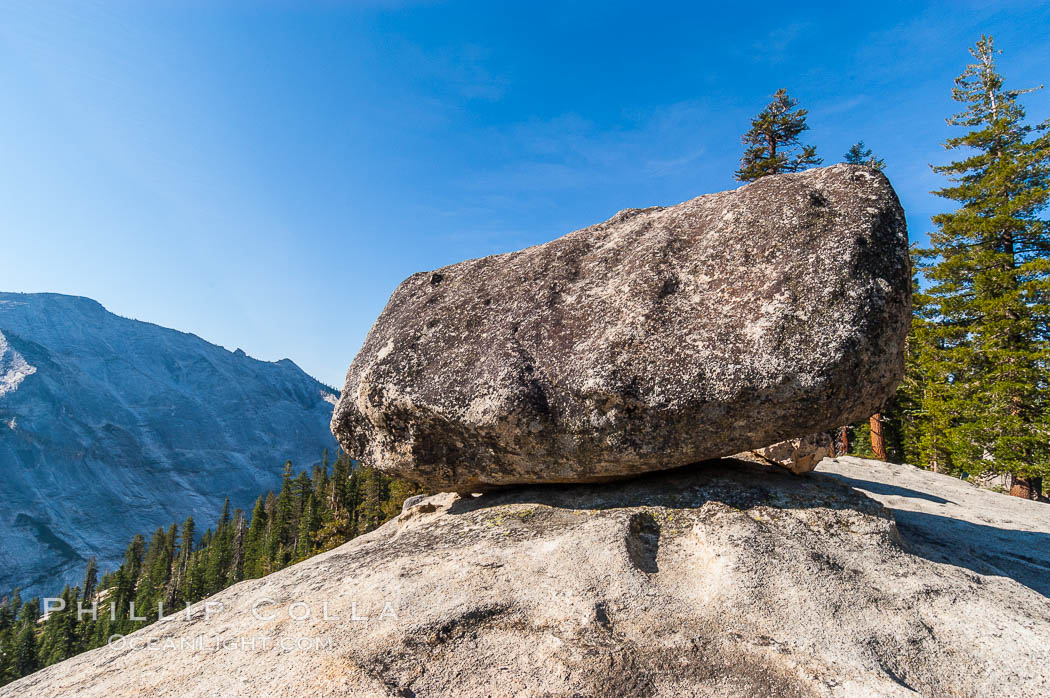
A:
5;457;1048;697
0;292;338;598
333;165;910;491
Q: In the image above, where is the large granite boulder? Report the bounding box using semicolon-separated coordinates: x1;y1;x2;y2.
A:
332;165;910;491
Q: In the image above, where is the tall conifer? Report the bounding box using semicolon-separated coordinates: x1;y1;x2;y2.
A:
80;557;98;603
919;35;1050;498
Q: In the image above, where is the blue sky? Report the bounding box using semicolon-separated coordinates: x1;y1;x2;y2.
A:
2;1;1048;387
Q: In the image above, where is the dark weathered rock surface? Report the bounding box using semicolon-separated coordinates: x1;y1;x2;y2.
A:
7;458;1049;697
333;165;910;491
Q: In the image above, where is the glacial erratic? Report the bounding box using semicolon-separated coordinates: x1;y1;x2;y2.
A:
332;165;910;491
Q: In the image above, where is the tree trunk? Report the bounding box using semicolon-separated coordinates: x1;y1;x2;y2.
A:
1009;475;1043;501
869;413;886;460
838;426;849;456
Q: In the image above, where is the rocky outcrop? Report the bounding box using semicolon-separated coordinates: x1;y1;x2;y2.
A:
332;165;910;491
7;457;1049;697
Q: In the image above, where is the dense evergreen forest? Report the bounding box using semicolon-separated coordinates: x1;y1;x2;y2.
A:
0;451;420;687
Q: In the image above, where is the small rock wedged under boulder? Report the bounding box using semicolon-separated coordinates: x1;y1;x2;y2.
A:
741;432;835;475
332;165;910;491
8;458;1049;697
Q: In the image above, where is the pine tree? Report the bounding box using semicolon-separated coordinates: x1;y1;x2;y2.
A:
227;509;246;586
843;141;886;171
17;599;38;626
270;463;296;568
0;595;13;633
195;530;211;570
243;496;268;579
204;499;235;596
37;587;63;665
331;452;350;511
317;448;330;500
168;516;195;607
13;623;37;677
122;534;145;580
295;494;319;560
736;88;822;181
919;35;1050;498
128;527;172;625
81;557;98;602
39;585;78;666
0;624;15;685
112;535;144;628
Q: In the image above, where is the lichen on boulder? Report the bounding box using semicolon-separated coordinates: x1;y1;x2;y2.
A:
332;165;910;491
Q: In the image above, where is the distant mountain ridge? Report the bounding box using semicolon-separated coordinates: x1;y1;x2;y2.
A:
0;292;338;598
